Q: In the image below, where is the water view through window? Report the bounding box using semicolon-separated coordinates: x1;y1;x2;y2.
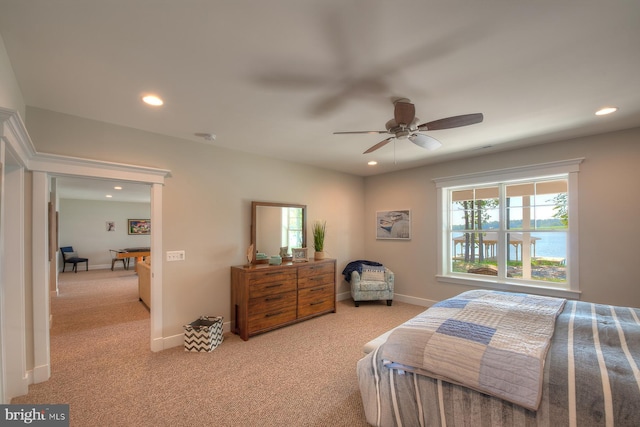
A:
449;178;568;284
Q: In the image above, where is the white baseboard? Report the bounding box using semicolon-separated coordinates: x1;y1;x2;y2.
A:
32;364;50;384
337;291;435;308
392;293;436;307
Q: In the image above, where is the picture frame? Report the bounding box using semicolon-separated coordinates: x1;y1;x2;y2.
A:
128;219;151;235
376;209;411;240
291;247;308;262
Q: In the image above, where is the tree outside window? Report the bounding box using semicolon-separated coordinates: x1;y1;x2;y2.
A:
447;178;569;287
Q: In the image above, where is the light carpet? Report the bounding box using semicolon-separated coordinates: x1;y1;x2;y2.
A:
12;269;425;426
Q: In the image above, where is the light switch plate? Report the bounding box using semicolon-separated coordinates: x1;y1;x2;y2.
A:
166;250;185;261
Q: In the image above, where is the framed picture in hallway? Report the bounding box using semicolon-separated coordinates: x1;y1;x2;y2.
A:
128;219;150;235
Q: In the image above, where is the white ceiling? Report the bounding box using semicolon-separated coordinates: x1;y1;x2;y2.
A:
54;176;150;203
1;1;639;201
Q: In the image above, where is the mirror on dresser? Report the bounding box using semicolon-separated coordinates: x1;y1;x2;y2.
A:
251;201;306;261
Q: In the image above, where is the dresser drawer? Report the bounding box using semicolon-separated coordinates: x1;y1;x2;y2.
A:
248;304;296;334
247;269;297;286
297;261;334;279
249;278;296;299
298;285;334;318
249;290;296;314
298;272;334;289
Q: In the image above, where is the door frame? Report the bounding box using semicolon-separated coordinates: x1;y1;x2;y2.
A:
0;107;171;397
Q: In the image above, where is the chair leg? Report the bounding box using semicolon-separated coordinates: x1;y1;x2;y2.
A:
354;301;360;307
387;300;393;306
73;263;77;273
85;261;88;271
111;260;116;271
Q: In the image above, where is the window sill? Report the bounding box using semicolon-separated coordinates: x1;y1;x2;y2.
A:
436;274;581;300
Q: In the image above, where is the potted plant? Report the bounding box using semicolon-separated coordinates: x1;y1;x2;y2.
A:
312;220;326;260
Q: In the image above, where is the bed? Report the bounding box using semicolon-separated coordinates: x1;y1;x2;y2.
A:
357;289;640;426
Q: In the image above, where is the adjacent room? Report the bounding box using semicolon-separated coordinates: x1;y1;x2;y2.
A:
1;1;639;426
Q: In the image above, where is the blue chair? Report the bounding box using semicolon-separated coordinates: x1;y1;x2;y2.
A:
60;246;89;273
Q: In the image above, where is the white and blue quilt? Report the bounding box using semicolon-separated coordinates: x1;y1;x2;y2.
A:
381;289;566;410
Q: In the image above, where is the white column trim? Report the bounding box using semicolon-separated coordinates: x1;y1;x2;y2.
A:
31;171;51;383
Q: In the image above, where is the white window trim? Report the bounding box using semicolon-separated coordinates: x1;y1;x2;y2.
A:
434;158;583;299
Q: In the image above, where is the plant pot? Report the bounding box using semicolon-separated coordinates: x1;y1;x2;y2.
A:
314;251;325;260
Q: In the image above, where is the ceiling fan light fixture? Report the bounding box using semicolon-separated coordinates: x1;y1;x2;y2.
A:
409;134;442;151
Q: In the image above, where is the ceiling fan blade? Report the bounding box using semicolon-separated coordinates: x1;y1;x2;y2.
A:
418;113;483;131
364;137;394;154
333;130;387;134
409;133;442;151
394;101;416;126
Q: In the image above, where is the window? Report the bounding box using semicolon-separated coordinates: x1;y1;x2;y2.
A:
435;159;582;298
282;207;303;249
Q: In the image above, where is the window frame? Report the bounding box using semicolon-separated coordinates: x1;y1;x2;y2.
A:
434;158;583;299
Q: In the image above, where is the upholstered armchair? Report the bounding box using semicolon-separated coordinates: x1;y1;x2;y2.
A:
350;264;394;307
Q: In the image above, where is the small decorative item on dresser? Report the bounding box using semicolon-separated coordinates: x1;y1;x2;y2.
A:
269;255;282;265
313;220;326;260
246;243;254;265
183;316;224;352
292;247;308;262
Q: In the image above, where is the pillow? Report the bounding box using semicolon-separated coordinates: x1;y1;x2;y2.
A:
360;264;385;281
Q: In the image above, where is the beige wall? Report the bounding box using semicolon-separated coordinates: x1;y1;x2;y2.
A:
24;107;366;338
0;32;25;117
58;199;151;269
364;127;640;308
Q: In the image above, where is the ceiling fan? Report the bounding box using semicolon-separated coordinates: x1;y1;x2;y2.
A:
333;99;483;154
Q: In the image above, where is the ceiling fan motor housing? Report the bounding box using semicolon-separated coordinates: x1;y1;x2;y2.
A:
385;118;420;139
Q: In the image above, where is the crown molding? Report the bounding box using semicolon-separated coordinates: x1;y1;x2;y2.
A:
0;107;37;166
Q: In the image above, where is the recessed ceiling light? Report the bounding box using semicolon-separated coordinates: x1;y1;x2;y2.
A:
106;194;113;198
595;107;617;116
368;161;378;166
114;186;122;190
142;95;163;106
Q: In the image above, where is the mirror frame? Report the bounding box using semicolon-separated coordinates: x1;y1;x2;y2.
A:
251;201;307;262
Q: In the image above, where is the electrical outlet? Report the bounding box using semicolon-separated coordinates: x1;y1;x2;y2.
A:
166;250;186;261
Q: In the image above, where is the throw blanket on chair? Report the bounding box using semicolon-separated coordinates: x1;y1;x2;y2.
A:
381;289;566;410
341;260;383;282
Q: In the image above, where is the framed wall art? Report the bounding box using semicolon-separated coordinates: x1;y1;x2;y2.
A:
292;247;308;262
376;209;411;240
128;219;151;235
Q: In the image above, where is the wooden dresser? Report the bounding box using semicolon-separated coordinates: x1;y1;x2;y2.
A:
231;258;336;340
